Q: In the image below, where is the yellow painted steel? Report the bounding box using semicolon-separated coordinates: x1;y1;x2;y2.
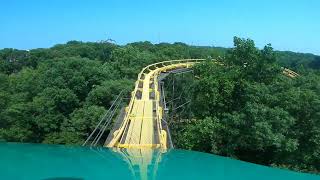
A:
283;68;299;78
106;59;204;149
106;59;299;150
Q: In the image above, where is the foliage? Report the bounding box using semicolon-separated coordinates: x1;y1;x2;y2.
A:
171;37;320;173
0;38;319;173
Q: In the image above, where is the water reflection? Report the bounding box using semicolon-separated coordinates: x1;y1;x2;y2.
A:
0;143;319;180
42;178;84;180
109;148;166;180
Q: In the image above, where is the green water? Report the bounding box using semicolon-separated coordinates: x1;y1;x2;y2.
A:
0;143;319;180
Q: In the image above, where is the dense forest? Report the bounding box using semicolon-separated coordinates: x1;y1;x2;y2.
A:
0;38;319;173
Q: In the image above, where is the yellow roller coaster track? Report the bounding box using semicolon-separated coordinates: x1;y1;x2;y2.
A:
105;59;298;150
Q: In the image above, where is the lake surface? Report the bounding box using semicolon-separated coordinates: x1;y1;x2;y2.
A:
0;142;319;180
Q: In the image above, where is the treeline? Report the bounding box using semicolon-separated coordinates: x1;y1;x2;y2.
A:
0;40;224;144
276;51;320;70
169;37;320;173
0;38;319;173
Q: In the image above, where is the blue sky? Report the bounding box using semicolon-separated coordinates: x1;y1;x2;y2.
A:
1;0;319;54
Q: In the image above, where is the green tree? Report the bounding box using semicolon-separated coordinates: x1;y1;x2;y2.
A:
65;105;106;138
86;79;132;107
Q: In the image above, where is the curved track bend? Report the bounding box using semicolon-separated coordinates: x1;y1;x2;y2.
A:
105;59;298;150
106;59;204;149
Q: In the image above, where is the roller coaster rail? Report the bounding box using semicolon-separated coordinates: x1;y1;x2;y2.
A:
84;59;298;150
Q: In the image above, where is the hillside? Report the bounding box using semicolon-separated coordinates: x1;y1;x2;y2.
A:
0;38;319;173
